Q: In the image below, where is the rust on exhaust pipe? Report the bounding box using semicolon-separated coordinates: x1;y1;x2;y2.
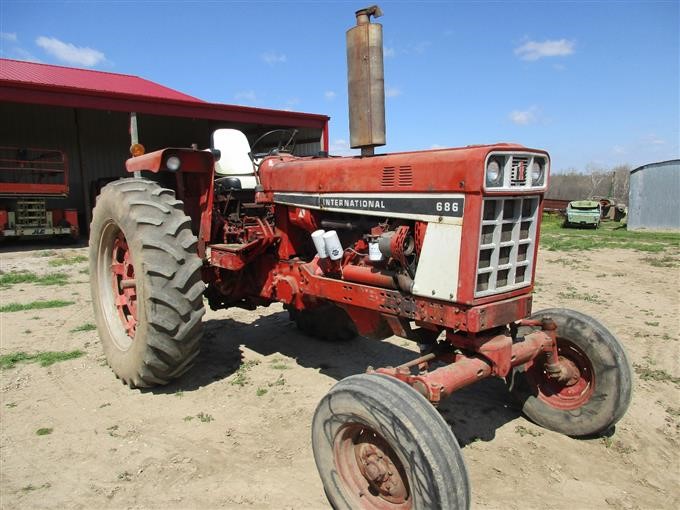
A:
346;5;386;157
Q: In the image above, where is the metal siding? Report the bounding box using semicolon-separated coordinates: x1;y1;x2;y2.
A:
628;160;680;230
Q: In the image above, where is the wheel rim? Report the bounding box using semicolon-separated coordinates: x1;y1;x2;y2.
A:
110;229;138;340
527;339;595;410
333;424;412;509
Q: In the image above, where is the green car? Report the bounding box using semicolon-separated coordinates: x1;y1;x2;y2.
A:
565;200;601;228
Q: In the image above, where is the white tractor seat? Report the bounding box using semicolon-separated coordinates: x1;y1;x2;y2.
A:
211;129;258;189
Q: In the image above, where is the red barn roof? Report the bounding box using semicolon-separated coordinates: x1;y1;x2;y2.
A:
0;58;329;130
0;58;203;102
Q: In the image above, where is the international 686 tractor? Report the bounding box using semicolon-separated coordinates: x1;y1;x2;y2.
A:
89;6;632;509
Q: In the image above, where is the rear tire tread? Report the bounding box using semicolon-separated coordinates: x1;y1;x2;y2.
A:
90;178;205;387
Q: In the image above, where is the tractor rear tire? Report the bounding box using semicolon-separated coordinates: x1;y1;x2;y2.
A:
312;374;470;510
289;303;357;342
89;178;205;388
508;308;632;437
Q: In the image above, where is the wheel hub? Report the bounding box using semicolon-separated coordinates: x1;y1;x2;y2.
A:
334;424;411;509
111;232;137;338
356;442;408;503
530;339;594;410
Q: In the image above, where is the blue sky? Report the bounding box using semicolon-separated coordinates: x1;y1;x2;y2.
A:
1;0;678;172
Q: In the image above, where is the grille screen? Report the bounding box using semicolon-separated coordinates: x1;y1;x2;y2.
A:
476;196;539;297
510;156;529;186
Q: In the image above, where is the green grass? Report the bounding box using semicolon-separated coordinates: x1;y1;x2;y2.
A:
540;214;680;252
641;255;680;268
557;287;604;304
48;255;88;267
514;425;543;437
270;358;291;370
70;323;96;333
268;375;286;387
0;350;84;369
35;428;53;436
634;363;680;386
36;250;57;257
0;299;74;313
229;360;260;387
256;387;268;397
196;412;213;423
0;271;69;287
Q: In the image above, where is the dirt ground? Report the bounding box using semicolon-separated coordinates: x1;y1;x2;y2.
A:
0;242;678;509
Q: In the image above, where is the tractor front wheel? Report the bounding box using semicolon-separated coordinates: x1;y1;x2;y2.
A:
312;373;470;509
508;308;632;437
89;178;205;388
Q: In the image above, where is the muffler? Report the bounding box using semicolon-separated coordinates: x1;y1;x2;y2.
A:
346;5;386;157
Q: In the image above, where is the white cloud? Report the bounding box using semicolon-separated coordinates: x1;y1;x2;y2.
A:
383;41;430;58
612;145;627;155
509;106;540;125
644;133;666;145
9;46;42;63
261;51;287;65
282;97;300;111
385;86;402;98
234;90;257;103
430;144;445;149
36;36;105;67
330;139;357;156
324;90;336;100
1;32;17;42
514;39;575;61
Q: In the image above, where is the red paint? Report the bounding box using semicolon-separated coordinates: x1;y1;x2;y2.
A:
374;328;555;405
1;58;329;129
111;232;137;339
0;146;69;196
524;338;596;410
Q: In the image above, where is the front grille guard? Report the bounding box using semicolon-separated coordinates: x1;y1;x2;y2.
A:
475;196;539;297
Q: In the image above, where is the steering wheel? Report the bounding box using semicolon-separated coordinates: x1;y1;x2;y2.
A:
249;129;298;161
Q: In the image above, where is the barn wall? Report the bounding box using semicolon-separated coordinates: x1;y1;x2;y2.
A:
628;160;680;231
0;102;85;221
1;102;323;233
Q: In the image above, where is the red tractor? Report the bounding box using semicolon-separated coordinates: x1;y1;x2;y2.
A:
89;6;632;509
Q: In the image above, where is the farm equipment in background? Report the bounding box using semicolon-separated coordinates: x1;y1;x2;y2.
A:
0;146;79;240
88;5;632;509
565;199;602;228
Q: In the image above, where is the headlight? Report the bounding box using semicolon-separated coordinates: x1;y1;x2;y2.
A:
486;158;503;187
531;159;545;185
166;156;181;172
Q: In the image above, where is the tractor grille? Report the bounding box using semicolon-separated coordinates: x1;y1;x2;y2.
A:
510;156;529;186
476;196;540;297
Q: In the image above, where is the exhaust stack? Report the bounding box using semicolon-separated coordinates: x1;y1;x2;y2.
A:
346;5;385;157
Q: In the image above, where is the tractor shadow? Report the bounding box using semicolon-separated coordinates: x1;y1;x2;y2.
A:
150;308;521;448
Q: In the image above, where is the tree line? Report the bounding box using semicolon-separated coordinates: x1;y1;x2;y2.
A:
546;165;631;205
